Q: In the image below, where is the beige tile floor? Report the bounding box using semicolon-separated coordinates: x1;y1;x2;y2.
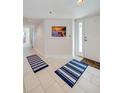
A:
23;48;100;93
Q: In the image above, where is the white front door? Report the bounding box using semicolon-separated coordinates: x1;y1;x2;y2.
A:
84;16;100;62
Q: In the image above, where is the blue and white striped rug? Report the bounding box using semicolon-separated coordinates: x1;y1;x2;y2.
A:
55;59;88;88
27;55;49;73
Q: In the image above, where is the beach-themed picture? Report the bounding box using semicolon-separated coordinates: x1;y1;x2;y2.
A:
52;26;66;37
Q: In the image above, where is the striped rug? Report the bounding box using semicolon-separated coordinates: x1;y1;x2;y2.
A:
55;59;88;88
27;55;48;73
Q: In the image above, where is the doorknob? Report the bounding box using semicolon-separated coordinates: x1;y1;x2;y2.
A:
84;36;87;41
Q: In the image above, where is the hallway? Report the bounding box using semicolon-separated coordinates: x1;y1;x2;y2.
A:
23;48;100;93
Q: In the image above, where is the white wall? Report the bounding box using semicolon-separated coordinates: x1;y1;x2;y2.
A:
33;19;73;58
84;16;100;62
43;19;72;58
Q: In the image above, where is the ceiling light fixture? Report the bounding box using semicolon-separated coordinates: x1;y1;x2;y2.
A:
77;0;84;6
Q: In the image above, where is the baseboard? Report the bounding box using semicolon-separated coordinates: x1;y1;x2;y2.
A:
44;54;72;59
33;48;45;58
33;48;72;59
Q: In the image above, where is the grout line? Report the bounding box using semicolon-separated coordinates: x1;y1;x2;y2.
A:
77;75;99;93
82;72;100;88
26;84;41;93
24;73;41;93
35;72;47;93
77;84;89;93
24;49;46;93
46;65;67;93
82;75;100;88
23;81;27;93
24;48;100;93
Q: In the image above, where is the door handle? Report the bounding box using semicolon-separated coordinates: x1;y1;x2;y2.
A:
84;36;87;41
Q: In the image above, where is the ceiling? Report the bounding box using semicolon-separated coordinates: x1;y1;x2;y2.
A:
23;0;100;19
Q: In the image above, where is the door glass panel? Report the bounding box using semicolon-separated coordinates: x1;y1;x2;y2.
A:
78;22;83;53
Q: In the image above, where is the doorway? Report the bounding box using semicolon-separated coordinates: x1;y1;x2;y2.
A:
74;16;100;62
23;25;35;48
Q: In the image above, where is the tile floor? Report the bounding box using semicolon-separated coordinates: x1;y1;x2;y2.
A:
23;48;100;93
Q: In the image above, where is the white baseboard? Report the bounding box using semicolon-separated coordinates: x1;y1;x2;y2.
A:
33;48;73;60
33;48;44;58
45;55;72;58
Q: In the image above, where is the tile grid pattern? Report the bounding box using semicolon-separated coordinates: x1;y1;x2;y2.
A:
23;48;100;93
37;70;67;93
